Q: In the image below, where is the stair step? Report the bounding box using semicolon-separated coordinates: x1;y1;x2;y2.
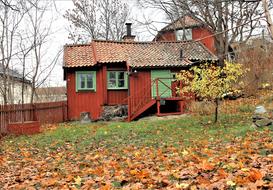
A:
128;99;156;121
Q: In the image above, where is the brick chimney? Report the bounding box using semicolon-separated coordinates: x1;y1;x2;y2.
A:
123;23;135;42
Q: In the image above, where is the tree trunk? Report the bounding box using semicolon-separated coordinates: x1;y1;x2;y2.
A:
262;0;273;39
214;99;219;123
215;0;225;67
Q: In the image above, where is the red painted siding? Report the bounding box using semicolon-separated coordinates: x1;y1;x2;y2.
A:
66;70;103;120
129;71;151;97
192;27;215;53
66;64;129;120
156;27;216;53
107;90;128;105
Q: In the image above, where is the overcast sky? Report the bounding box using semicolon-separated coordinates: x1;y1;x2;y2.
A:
45;0;166;87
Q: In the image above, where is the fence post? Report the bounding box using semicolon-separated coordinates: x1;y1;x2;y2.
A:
62;102;65;122
33;104;37;121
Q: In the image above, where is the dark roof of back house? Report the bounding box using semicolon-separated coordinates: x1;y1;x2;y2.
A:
159;15;204;32
0;65;31;83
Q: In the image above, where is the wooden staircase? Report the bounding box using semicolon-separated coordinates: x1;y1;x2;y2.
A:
127;77;192;121
128;78;186;121
128;80;156;121
128;99;156;121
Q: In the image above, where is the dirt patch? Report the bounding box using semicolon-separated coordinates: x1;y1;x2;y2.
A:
138;114;188;121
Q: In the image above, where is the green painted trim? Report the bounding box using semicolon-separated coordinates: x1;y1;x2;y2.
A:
76;71;96;92
107;71;128;90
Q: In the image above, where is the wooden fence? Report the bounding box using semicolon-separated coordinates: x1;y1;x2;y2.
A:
0;101;68;134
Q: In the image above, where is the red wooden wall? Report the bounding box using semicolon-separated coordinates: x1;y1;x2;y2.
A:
66;67;188;120
66;64;129;120
129;70;151;99
155;27;216;53
66;70;103;120
192;28;215;53
108;90;127;105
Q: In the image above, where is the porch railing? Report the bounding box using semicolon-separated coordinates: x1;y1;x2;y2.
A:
128;78;182;120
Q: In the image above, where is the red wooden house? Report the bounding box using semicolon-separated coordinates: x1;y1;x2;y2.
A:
154;15;216;53
63;27;217;121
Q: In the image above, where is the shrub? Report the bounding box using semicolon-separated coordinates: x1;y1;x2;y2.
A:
237;39;273;96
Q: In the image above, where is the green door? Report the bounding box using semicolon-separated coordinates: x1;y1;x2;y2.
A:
151;70;172;98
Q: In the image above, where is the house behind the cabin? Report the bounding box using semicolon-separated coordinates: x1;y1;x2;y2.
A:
34;87;67;103
0;66;32;104
154;15;216;54
63;38;217;121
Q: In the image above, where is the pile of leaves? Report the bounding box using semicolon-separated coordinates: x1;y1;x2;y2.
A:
0;117;273;189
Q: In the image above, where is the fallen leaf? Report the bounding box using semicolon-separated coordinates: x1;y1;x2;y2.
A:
74;176;82;186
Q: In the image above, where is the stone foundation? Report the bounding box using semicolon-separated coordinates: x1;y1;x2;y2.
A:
100;105;128;121
80;112;92;123
7;121;40;135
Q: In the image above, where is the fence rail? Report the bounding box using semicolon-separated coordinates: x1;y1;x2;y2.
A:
0;101;68;134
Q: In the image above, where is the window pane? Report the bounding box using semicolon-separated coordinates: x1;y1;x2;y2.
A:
118;80;125;87
176;29;192;41
109;72;116;80
108;79;116;88
86;74;93;89
176;30;184;41
184;29;192;40
118;72;125;80
80;74;85;88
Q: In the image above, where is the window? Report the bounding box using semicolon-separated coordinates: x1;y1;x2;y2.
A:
176;29;192;41
76;71;96;92
107;71;128;89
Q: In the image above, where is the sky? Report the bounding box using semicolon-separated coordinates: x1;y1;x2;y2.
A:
45;0;166;87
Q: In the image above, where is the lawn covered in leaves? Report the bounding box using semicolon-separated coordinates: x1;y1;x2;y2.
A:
0;114;273;189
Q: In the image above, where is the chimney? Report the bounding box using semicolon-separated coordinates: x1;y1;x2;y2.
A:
123;23;135;42
180;49;183;60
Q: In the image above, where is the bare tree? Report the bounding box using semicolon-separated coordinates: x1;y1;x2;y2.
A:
64;0;130;43
137;0;266;65
0;0;26;104
16;33;34;105
0;0;60;105
262;0;273;39
0;0;19;11
23;0;59;104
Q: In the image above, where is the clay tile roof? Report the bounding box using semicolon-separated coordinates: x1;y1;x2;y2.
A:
63;44;95;68
63;40;217;68
160;15;203;32
94;40;128;63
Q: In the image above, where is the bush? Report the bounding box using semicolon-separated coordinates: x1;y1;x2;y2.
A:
237;39;273;96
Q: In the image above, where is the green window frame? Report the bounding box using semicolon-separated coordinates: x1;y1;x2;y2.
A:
76;71;96;92
107;71;128;90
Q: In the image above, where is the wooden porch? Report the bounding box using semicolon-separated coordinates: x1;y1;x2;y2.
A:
127;78;189;121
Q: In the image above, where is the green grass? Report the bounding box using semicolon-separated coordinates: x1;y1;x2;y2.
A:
2;113;256;153
237;104;255;113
